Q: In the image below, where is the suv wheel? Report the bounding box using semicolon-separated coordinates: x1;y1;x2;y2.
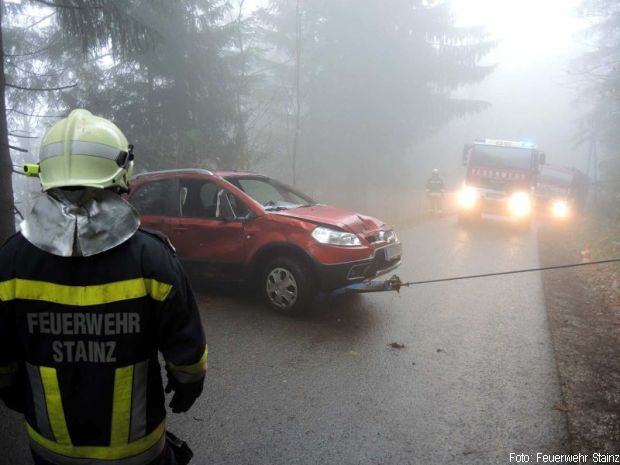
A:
261;257;315;314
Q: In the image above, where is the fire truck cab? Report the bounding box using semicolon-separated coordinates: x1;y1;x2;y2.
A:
535;164;588;220
457;139;545;226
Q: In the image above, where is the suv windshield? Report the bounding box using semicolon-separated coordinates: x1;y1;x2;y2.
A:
226;176;315;210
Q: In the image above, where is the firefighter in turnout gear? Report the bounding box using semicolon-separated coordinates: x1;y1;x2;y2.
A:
0;109;207;465
426;168;445;213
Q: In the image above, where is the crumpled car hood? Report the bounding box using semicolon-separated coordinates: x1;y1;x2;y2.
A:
273;204;385;233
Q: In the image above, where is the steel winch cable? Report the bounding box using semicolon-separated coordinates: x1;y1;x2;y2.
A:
376;258;620;292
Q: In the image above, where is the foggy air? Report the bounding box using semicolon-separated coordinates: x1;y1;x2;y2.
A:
1;0;619;464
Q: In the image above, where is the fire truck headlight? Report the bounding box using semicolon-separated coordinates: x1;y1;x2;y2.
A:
551;200;570;219
457;186;478;209
508;192;532;217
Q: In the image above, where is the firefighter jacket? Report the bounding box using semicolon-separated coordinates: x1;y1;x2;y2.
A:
426;177;444;193
0;229;207;465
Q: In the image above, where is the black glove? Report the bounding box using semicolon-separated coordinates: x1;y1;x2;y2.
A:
165;369;204;414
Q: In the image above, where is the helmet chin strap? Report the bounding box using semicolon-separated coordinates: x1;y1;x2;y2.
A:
114;145;135;194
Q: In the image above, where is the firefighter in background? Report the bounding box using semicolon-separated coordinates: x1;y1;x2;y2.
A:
426;168;445;213
0;109;206;465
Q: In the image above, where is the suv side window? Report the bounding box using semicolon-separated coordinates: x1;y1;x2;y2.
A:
225;191;252;220
181;179;219;218
181;179;252;220
130;179;179;216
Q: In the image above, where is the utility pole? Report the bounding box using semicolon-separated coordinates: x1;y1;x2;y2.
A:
591;136;598;203
587;134;598;204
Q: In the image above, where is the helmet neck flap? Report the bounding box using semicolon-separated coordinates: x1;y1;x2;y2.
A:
20;188;140;257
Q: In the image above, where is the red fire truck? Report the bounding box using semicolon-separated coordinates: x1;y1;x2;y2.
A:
457;139;546;226
535;164;588;220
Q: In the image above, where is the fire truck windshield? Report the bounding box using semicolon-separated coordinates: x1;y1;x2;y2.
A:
538;167;574;187
471;145;533;171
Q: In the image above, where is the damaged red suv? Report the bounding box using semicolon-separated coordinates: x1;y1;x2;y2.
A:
128;169;402;313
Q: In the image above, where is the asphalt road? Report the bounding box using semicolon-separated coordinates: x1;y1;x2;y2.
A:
0;214;568;464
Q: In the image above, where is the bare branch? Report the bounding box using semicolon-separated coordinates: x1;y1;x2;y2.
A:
29;0;83;10
7;108;64;118
7;62;67;79
249;59;295;77
13;206;24;221
4;41;61;58
7;144;29;153
9;133;40;139
23;12;56;29
5;82;77;91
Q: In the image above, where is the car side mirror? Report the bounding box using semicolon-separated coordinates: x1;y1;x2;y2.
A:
216;189;237;221
538;151;546;166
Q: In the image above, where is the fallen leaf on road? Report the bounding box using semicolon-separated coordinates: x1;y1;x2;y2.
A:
553;404;570;412
388;342;406;349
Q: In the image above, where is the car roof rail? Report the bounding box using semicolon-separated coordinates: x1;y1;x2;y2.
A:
132;168;214;178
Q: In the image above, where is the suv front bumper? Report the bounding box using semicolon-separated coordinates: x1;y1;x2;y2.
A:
316;242;402;290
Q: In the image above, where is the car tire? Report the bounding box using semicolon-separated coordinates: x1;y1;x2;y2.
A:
261;257;316;315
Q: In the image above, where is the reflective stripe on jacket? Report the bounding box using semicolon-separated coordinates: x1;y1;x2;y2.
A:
0;229;206;465
426;178;444;192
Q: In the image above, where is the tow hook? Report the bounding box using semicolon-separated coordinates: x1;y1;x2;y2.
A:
344;274;405;294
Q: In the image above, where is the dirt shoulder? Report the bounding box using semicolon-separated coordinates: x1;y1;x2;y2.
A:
539;220;620;454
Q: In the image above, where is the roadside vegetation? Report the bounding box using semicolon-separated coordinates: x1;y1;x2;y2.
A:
537;1;620;451
539;207;620;453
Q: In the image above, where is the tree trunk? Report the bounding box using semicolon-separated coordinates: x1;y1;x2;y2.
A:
291;0;302;186
234;0;248;170
0;0;16;243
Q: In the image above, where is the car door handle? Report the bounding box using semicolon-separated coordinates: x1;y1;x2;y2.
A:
172;225;188;231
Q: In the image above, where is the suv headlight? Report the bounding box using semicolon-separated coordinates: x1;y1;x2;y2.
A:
312;226;362;246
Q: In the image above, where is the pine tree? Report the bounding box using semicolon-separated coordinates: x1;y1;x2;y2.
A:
0;0;162;241
258;0;495;209
59;1;245;171
576;0;620;168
